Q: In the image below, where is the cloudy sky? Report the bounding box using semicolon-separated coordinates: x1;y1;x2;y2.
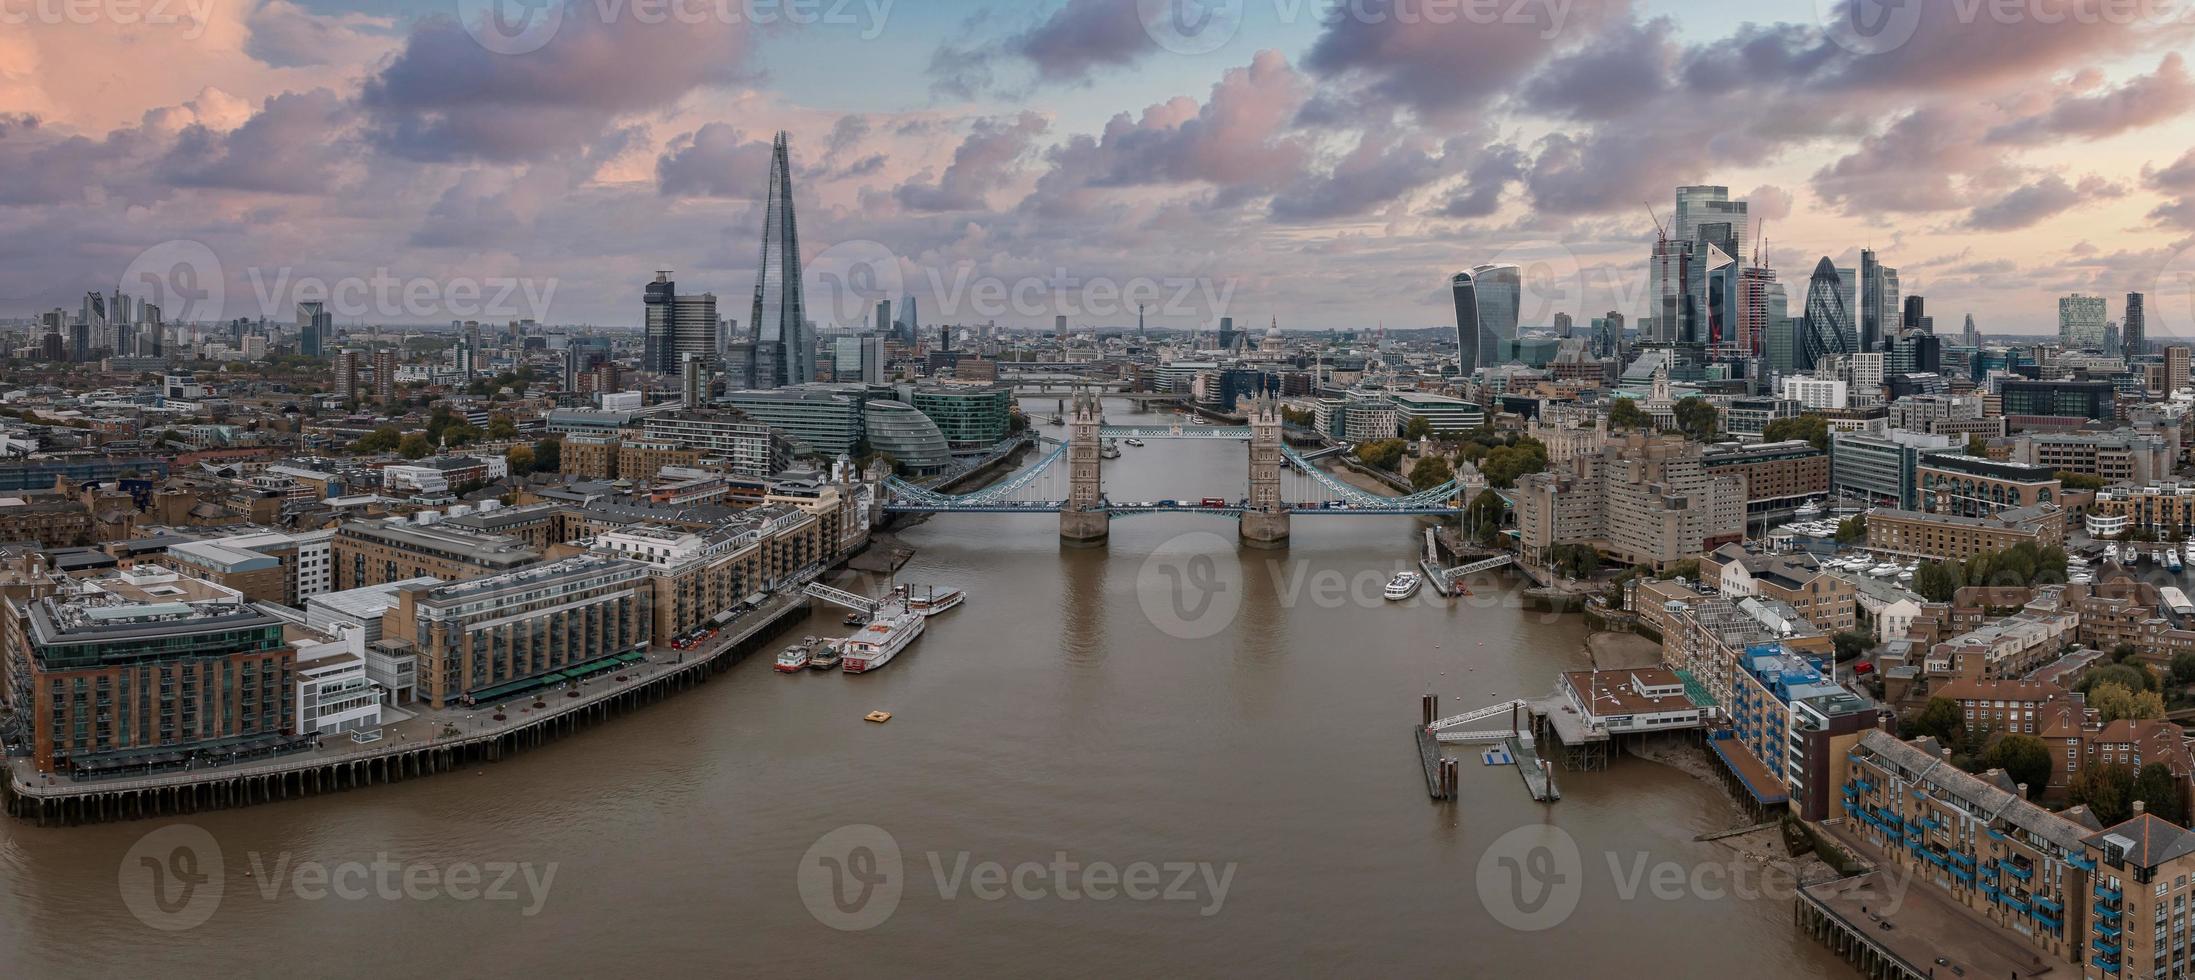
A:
6;0;2195;337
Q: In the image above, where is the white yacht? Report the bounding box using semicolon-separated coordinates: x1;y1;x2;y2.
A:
1383;572;1422;601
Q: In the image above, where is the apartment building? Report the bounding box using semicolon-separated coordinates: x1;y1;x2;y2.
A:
589;504;823;640
1916;453;2064;520
2082;812;2195;980
381;556;653;708
2013;429;2176;485
11;565;302;775
1699;543;1857;634
1864;505;2067;562
1702;440;1830;520
561;432;619;479
331;517;542;590
1929;607;2080;680
1842;732;2095;968
2096;482;2195;538
1511;432;1745;572
1727;643;1882;820
1932;677;2072;736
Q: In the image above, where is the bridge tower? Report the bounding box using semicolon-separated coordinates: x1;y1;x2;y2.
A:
1060;387;1109;545
1241;394;1289;546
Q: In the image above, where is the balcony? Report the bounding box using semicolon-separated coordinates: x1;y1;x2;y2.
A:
2098;884;2124;902
2096;903;2124;922
2003;861;2034;881
2092;954;2122;974
2093;938;2122;957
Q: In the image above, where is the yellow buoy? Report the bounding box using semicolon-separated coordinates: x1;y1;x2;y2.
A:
865;710;893;723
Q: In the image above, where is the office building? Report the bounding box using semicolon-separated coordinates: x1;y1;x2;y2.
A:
642;272;720;374
1859;249;1899;353
863;400;953;474
1915;454;2062;518
2059;293;2108;351
2125;292;2147;359
1800;258;1854;369
745;132;815;389
1386;392;1487;434
2001;379;2116;422
297;301;330;358
1452;264;1520;371
1829;430;1955;510
721;386;867;457
641;410;794;476
907;383;1012;448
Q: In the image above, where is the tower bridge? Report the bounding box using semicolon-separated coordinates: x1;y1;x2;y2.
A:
875;390;1466;545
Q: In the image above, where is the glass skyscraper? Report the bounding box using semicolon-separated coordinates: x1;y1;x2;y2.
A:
747;132;814;389
2059;294;2107;351
1800;258;1854;370
1451;264;1520;371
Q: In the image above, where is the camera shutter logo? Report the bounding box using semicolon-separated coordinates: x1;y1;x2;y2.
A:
120;824;225;932
798;824;904;931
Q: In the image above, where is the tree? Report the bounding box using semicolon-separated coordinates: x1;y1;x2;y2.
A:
2054;470;2106;491
1403;416;1433;441
2133;763;2188;825
2071;764;2136;825
397;432;431;459
505;445;536;476
1907;697;1964;741
1478;438;1549;489
1409;456;1454;492
1464;489;1506;546
1762;414;1831;451
352;424;402;454
2171;653;2195;686
2081;663;2157;696
2092;682;2167;723
1355;439;1408;471
1966;434;1990;457
1988;734;2052;798
1912;561;1962;603
1834;515;1868;544
1672;396;1719;442
1607;397;1650;431
487;414;519;440
533;437;562;473
1656;558;1701;582
1832;630;1873;661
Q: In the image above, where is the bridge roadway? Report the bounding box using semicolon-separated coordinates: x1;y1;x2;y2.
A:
883;499;1463;516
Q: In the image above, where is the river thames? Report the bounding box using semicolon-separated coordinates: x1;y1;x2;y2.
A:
0;398;1849;977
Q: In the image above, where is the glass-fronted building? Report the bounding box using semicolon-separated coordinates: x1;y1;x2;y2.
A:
722;385;868;457
864;400;953;474
907;383;1012;449
1452;264;1519;372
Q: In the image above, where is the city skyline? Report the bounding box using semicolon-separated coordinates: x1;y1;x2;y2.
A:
4;2;2195;335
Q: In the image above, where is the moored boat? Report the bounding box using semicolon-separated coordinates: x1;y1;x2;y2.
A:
773;644;810;672
891;584;966;616
1384;572;1422;601
841;603;926;673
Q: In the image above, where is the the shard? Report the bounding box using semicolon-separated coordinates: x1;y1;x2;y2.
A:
747;132;813;389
